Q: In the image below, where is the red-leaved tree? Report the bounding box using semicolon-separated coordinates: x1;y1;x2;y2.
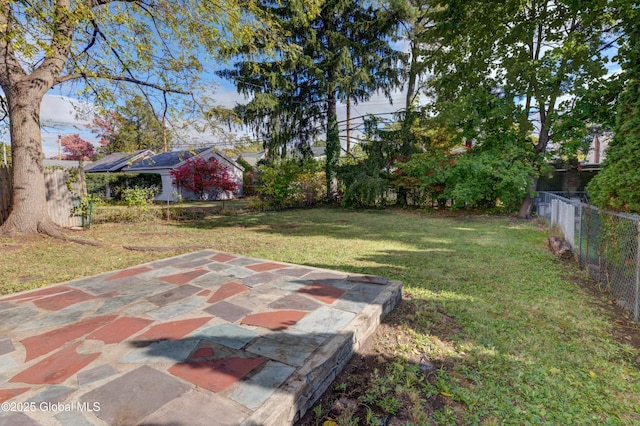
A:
170;156;238;200
61;134;97;161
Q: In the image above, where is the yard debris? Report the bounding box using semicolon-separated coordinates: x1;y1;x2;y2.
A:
547;236;573;261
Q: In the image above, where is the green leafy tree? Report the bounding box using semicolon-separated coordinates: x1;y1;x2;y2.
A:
587;6;640;213
221;0;407;202
0;0;279;236
95;95;172;154
423;0;614;217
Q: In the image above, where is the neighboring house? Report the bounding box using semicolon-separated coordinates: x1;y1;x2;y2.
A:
123;147;244;201
310;146;326;160
84;150;155;198
236;151;266;168
583;132;612;165
84;150;155;173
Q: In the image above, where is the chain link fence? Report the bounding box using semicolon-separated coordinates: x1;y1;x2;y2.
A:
537;191;640;321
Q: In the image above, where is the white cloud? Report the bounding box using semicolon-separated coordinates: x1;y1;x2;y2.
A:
39;95;98;158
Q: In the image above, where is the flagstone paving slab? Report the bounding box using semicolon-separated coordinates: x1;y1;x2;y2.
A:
0;250;401;425
203;301;252;322
0;339;14;357
27;385;74;404
147;296;205;321
76;365;118;387
79;365;190;425
208;282;249;304
140;389;249;426
229;361;296;410
146;284;201;307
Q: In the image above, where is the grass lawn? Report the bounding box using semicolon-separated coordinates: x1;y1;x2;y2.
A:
1;206;639;424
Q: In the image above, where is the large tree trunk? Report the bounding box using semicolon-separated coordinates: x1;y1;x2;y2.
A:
0;86;59;236
326;91;340;202
517;121;550;219
517;177;538;219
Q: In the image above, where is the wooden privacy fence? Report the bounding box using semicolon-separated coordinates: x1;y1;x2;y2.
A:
0;165;86;228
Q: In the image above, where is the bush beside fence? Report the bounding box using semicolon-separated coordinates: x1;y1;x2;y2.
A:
537;191;640;321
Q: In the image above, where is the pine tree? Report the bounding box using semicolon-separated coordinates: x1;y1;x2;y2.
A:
220;0;406;201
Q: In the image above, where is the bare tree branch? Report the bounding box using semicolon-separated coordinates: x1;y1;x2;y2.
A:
54;73;191;94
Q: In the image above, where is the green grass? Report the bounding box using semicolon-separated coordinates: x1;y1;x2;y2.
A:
1;207;639;424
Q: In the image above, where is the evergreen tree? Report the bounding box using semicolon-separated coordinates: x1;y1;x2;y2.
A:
587;7;640;213
220;0;406;201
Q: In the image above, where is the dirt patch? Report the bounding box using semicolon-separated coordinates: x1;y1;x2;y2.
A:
0;245;21;252
567;273;640;365
296;294;458;425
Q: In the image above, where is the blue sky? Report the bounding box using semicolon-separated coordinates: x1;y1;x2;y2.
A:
21;75;409;159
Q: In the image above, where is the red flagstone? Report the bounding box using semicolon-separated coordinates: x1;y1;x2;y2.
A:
207;282;249;304
160;269;209;286
210;253;237;263
189;347;215;359
136;317;213;341
297;283;346;305
87;317;154;344
107;266;153;281
1;285;74;302
32;288;95;311
10;342;99;385
0;388;30;403
245;262;287;272
21;315;117;361
241;310;307;330
198;289;212;297
168;357;266;393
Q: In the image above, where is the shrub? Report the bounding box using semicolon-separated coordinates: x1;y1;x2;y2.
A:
170;156;238;200
257;159;325;209
393;151;451;208
86;173;161;200
119;186;158;211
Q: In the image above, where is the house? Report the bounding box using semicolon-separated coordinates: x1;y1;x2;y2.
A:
84;150;155;198
583;132;612;165
236;151;266;168
310;146;326;160
123;147;244;201
84;150;155;173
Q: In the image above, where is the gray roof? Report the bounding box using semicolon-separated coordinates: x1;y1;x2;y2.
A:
124;147;243;172
310;146;325;158
236;151;265;167
85;150;154;173
125;147;210;171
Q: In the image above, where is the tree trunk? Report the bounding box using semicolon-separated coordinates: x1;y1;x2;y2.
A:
406;42;419;109
517;183;537;219
517;123;550;219
326;91;340;202
0;86;58;236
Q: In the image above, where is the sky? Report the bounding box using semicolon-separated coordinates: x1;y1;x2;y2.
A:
14;79;408;159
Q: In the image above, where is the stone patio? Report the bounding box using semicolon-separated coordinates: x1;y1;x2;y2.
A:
0;250;401;425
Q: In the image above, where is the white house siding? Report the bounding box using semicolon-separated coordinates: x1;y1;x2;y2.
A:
154;153;244;202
